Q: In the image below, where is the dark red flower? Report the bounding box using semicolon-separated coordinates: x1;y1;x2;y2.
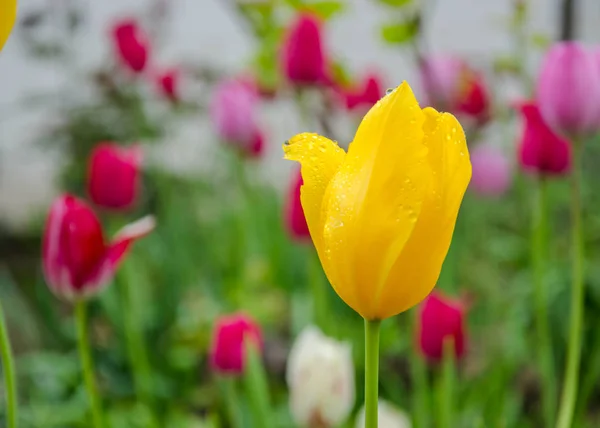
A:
282;13;326;85
211;313;263;375
112;19;149;73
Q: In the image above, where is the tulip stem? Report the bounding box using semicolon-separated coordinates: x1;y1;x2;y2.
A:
0;300;18;428
220;376;244;428
242;342;272;428
531;177;557;426
436;338;455;428
556;141;584;428
364;319;381;428
75;301;104;428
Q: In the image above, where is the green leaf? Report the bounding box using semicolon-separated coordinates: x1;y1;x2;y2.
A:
376;0;412;7
381;18;420;44
304;1;345;20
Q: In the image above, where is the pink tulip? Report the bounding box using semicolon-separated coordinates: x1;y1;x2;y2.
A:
516;102;571;176
470;145;512;197
156;68;178;102
211;313;263;375
420;55;490;123
42;195;155;301
87;143;142;211
285;169;310;240
536;42;600;137
342;73;384;111
282;13;327;85
210;78;259;148
112;18;150;74
418;292;466;362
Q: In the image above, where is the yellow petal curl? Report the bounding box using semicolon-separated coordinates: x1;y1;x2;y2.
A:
0;0;17;52
284;82;471;320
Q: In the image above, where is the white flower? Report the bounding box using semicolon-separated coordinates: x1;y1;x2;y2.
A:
355;400;412;428
286;326;355;427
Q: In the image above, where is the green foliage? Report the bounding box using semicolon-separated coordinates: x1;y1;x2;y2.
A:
381;17;420;44
376;0;413;7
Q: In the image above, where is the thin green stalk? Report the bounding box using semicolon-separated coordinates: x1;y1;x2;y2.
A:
220;376;244;428
532;178;557;426
242;342;272;428
0;300;17;428
308;250;328;334
120;261;157;426
436;338;456;428
556;142;584;428
75;301;104;428
410;313;430;428
364;319;381;428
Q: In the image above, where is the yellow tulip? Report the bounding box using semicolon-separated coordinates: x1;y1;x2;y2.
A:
283;81;471;320
0;0;17;51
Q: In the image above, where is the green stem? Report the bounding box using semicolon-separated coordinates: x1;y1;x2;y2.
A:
365;319;381;428
556;142;584;428
308;250;328;334
120;262;157;426
75;301;104;428
221;376;244;428
242;342;272;428
532;178;557;426
0;300;17;428
437;338;455;428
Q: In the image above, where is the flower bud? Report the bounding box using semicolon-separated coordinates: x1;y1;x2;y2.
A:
156;68;179;102
282;13;327;86
418;292;466;362
285;168;310;240
210;313;263;375
470;144;512;197
516;102;571;176
42;194;155;301
210;78;260;150
287;326;354;428
87;143;142;211
342;73;384;112
536;42;600;137
112;18;150;73
355;400;412;428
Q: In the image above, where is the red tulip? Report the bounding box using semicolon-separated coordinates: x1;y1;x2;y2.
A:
156;68;178;102
42;194;155;301
516;102;571;176
210;313;263;375
285;168;310;240
282;13;327;85
418;292;466;362
456;70;490;124
247;131;265;159
87;143;142;211
112;18;149;73
342;73;384;111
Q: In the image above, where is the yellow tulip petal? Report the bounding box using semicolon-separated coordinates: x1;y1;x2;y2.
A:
376;109;471;319
283;133;346;267
321;82;432;319
0;0;17;51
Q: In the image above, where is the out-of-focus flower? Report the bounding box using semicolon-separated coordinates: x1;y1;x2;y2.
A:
210;78;261;153
342;73;384;112
42;195;155;301
287;326;354;428
284;82;471;320
87;143;142;211
112;18;150;73
156;68;178;102
282;13;327;85
418;292;466;362
536;42;600;138
469;144;512;197
516;102;571;176
420;55;490;124
285;168;310;241
247;130;265;158
0;0;17;51
355;400;412;428
211;313;262;375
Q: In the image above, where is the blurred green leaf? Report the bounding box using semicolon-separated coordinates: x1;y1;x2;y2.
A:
303;1;345;19
376;0;412;7
381;18;420;44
